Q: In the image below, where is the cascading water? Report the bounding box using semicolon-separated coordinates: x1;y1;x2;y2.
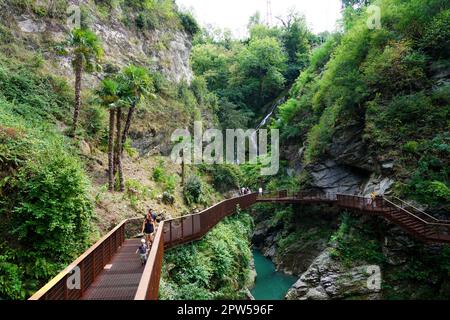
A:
250;96;286;151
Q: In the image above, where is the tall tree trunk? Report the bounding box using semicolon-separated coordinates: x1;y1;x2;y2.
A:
115;107;124;192
121;101;136;156
72;63;83;136
108;109;115;191
181;158;185;186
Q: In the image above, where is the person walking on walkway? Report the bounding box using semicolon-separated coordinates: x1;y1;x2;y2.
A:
258;187;263;196
149;208;158;227
368;191;377;207
136;239;149;266
142;211;155;246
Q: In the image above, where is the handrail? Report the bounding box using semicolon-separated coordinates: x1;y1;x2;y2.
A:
134;221;165;300
28;217;141;300
381;198;431;224
136;193;258;299
388;196;450;223
30;190;450;300
163;193;258;249
163;192;259;225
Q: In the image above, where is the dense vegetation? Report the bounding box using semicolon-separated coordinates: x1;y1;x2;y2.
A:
273;0;449;207
330;213;450;299
2;0;199;36
0;53;94;299
160;211;254;300
191;10;322;128
0;0;449;301
0;0;207;300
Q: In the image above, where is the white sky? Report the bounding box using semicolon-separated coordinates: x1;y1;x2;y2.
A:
175;0;343;38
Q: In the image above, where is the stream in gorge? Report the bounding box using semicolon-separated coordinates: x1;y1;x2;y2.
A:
250;250;297;300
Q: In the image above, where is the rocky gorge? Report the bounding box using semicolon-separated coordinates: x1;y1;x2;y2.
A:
251;109;449;300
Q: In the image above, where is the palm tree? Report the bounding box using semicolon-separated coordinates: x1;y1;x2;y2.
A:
64;28;103;136
96;79;120;191
115;103;125;192
117;65;154;155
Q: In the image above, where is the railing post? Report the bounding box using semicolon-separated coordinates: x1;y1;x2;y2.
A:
63;275;68;300
92;248;96;281
101;243;104;271
80;260;84;297
181;217;184;241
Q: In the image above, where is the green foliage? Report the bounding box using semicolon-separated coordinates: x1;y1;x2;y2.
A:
382;244;450;300
0;248;24;300
125;179;152;203
403;141;419;154
421;9;450;59
309;35;340;71
83;104;107;139
164;175;177;193
272;0;449;206
183;175;203;205
232;36;287;112
191;11;316;124
63;28;103;73
178;11;200;36
0;64;72;124
191;43;232;93
0;104;93;298
363;40;428;97
122;0;183;31
152;160;166;182
304;104;339;163
199;164;243;192
123;138;138;158
330;213;385;267
190;76;209;105
161;212;253;300
117;65;154;106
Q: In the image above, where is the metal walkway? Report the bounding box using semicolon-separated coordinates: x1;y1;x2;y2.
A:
81;239;144;300
30;192;450;300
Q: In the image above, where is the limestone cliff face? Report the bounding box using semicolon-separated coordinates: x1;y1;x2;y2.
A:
3;2;193;87
1;1;196;157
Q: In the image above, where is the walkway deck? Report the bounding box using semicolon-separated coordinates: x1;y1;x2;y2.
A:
81;239;145;300
30;192;449;301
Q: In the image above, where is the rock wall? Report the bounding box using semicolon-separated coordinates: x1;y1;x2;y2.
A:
286;249;381;300
5;2;193;87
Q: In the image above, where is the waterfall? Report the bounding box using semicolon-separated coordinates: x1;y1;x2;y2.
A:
250;96;286;151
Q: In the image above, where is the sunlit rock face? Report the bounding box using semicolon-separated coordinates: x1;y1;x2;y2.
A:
12;7;193;86
286;249;382;300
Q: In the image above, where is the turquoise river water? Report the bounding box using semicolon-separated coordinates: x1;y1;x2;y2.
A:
250;250;297;300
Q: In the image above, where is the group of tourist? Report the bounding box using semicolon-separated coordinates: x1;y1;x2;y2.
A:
239;187;264;196
137;208;159;266
239;187;252;195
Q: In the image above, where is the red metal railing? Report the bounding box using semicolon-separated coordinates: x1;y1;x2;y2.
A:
387;196;450;223
28;218;141;300
30;190;449;301
135;193;258;299
134;221;165;300
162;193;257;248
258;191;450;242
